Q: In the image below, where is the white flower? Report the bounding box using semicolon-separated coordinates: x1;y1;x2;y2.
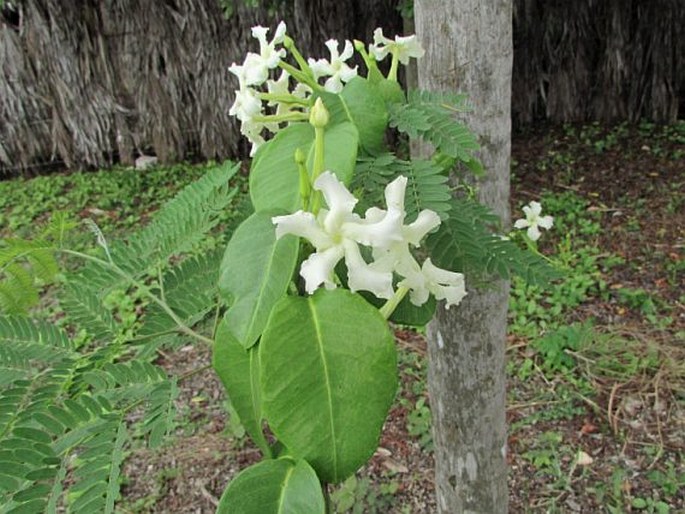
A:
272;172;404;298
514;201;554;241
369;28;425;64
241;22;288;86
308;39;358;93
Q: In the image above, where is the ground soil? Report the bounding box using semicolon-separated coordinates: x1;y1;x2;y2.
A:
118;124;684;513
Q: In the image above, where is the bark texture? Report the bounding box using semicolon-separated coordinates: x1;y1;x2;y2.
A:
415;1;512;512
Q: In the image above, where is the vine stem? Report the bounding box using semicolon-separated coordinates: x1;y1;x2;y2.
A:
59;249;214;346
322;482;331;514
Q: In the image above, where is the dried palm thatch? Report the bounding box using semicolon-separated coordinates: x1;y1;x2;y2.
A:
0;0;401;177
0;0;682;177
513;0;683;125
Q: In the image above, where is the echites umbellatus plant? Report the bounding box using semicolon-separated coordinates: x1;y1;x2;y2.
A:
214;22;557;512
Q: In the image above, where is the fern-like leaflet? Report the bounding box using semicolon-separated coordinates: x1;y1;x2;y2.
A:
389;90;480;166
0;162;241;513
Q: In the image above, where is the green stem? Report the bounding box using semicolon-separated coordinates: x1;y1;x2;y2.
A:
253;112;309;124
309;126;326;214
322;482;331;514
278;61;320;90
258;92;309;105
284;36;313;76
388;53;400;82
380;286;409;319
59;249;213;346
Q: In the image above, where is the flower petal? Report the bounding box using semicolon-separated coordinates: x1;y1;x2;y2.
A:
384;175;408;211
342;209;403;249
528;201;542;217
343;240;394;299
404;209;441;246
422;258;467;309
538;215;554;230
308;58;333;79
273;21;287;43
300;246;344;293
272;211;331;249
527;224;541;241
314;172;358;232
513;218;529;229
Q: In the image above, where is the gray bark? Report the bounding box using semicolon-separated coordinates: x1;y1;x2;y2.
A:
414;1;513;513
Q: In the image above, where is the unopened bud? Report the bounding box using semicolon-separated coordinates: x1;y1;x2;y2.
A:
294;147;306;165
309;97;329;128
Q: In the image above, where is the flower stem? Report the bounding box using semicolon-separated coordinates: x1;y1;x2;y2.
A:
309;126;326;214
258;92;309;105
253;112;308;124
284;36;313;77
278;61;320;91
388;53;400;82
380;286;409;319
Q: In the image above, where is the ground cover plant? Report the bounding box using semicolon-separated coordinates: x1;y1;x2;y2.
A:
0;119;683;512
0;25;559;513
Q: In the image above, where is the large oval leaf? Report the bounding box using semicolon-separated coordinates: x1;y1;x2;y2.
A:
212;319;270;455
260;289;397;483
219;211;299;349
217;458;325;514
340;77;388;155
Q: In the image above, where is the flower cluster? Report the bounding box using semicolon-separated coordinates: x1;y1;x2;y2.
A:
228;24;425;155
272;172;466;309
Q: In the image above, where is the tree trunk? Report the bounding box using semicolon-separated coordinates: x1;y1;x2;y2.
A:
414;1;512;513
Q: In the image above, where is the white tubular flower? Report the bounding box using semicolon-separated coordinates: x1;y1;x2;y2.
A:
369;28;425;64
514;201;554;241
272;172;400;298
308;39;358;93
242;22;288;86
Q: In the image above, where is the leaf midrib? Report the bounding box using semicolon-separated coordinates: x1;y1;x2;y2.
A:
308;298;338;482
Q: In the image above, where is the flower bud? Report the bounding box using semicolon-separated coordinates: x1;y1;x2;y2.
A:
294;147;306;165
309;97;329;128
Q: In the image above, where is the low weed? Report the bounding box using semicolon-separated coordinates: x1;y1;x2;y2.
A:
331;474;400;514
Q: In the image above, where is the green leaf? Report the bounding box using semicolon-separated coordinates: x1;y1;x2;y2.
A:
217;458;325;514
212;320;270;455
219;211;299;349
250;119;359;212
340;78;388;154
260;289;397;483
